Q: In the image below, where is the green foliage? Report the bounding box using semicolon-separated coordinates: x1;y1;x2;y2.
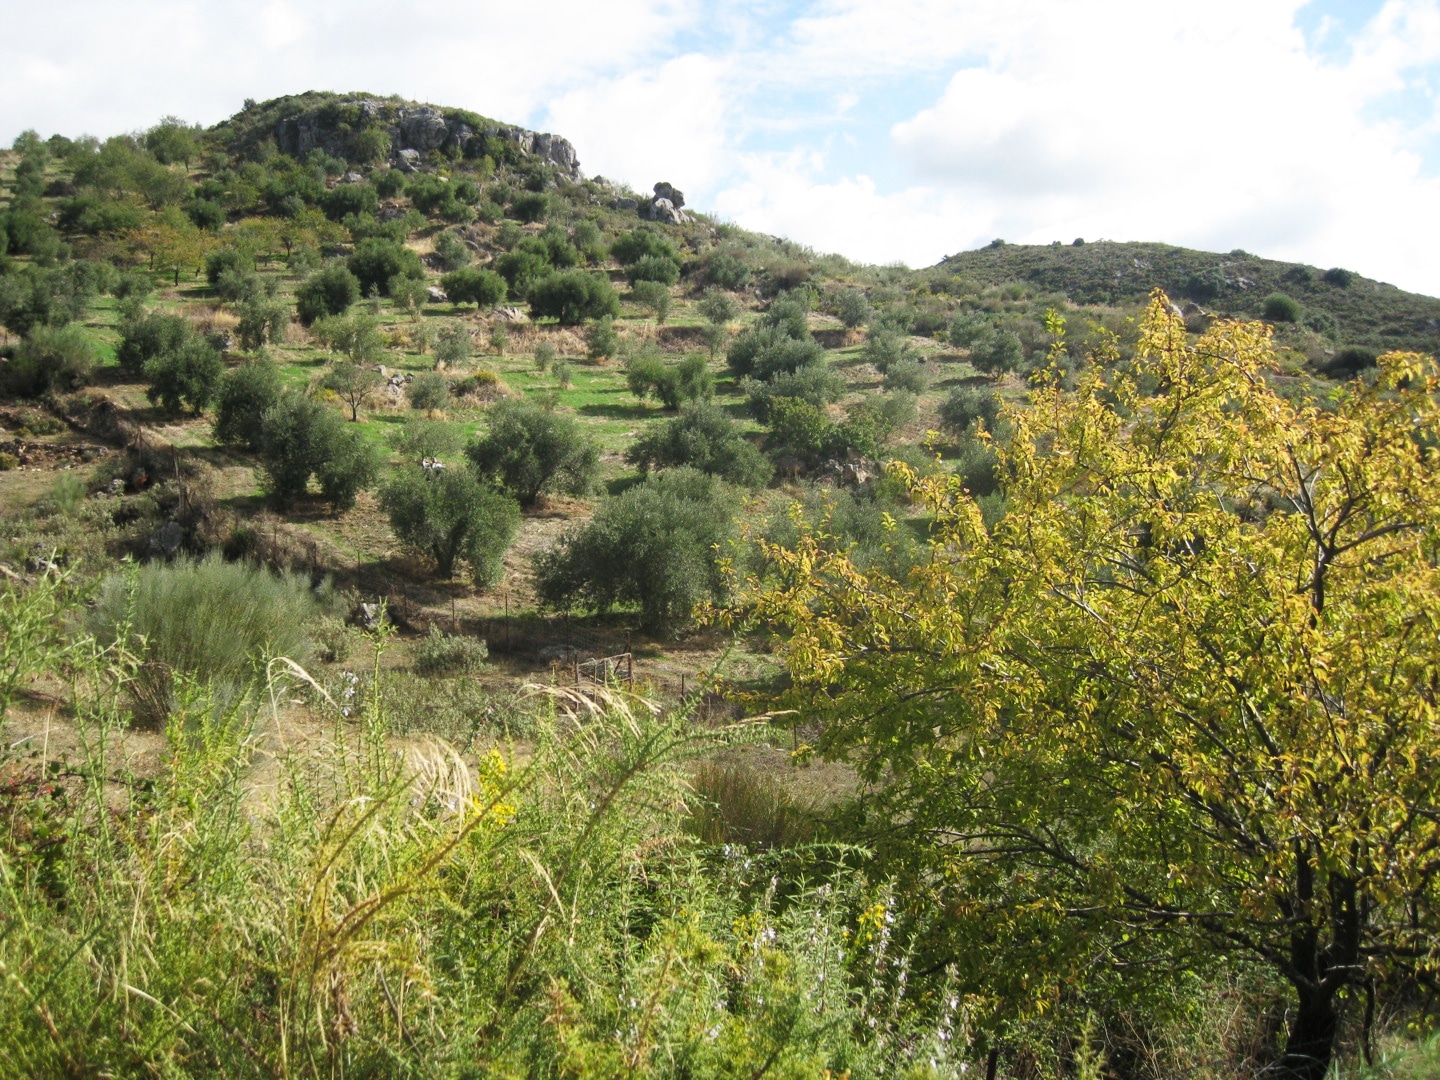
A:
735;299;1440;1077
440;267;507;310
625;253;681;286
322;181;378;222
625;350;713;409
969;327;1025;374
571;218;607;263
1262;292;1302;322
611;225;679;268
433;229;471;271
407;370;451;411
3;325;96;397
939;384;1002;436
236;295;289;350
1325;266;1355;287
371;167;406;197
413;626;489;675
697;287;740;328
346;238;423;297
213;358;282;450
727;326;826;381
381;465;520;583
832;287;871;329
433;322;472;366
493;249;551;300
0;265;92;336
508;191;550;223
115;311;183;376
89;553;322;720
629;279;672;323
466;398;600;507
535;467;741;631
295;263;360;325
626;403;773;488
863;327;917;373
1324;346;1379;379
702;245;753;289
144;336;223;415
311;311;383;364
527;270;620;325
388;418;463;460
746;362;845;421
321;361;382;421
258;391;379;510
205;246;253;289
586;315;620;360
882;357;930;394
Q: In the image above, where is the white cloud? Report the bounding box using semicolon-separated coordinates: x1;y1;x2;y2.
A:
2;0;1438;295
542;53;733;193
704;0;1440;295
0;0;699;141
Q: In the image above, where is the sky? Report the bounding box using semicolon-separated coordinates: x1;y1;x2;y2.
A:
3;0;1438;296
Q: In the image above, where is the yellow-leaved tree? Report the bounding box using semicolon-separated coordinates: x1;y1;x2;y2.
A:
728;294;1440;1078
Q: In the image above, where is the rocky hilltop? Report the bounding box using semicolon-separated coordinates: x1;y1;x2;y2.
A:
212;91;581;178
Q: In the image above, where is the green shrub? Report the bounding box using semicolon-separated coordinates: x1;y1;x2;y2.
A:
527;270;620;325
626;403;773;488
434;322;473;366
258;391;379;511
441;267;507;310
629;279;671;323
347;238;423;297
863;328;916;373
534;468;741;631
611;226;679;268
236;295;289;350
625;254;681;286
432;230;471;271
414;626;489;675
1324;347;1379;380
969;328;1024;375
295;264;360;325
89;554;323;723
882;358;929;393
939;385;1002;436
117;312;190;377
1324;267;1354;288
533;341;558;372
466;398;600;507
381;465;520;584
205;247;253;289
494;250;551;300
407;371;451;411
508;191;550;223
144;336;223;415
1262;293;1302;323
746;363;845;421
3;325;95;396
586;316;619;360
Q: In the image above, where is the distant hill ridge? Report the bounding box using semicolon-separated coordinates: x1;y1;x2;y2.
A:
939;239;1440;357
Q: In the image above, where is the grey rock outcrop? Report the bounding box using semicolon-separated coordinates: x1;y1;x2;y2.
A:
272;98;583;179
638;181;688;224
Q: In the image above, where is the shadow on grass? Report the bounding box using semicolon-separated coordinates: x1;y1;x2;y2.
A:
604;473;647;497
578;401;656;421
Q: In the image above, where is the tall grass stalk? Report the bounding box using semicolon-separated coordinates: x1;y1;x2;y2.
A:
0;630;960;1076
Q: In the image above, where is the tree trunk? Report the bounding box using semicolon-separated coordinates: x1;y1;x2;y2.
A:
1271;983;1337;1080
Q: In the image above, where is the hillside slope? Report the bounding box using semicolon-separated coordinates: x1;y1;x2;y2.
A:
937;239;1440;357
